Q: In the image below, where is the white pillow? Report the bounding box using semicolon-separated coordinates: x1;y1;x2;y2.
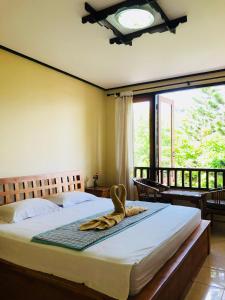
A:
0;198;61;223
45;191;97;208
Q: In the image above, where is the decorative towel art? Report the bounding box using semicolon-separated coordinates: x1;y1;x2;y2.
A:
79;184;147;231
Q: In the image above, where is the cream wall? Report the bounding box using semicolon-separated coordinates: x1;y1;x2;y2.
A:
0;50;106;186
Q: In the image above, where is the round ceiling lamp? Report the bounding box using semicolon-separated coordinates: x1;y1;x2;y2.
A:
116;8;155;30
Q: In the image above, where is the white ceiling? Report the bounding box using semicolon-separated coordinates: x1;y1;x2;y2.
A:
0;0;225;89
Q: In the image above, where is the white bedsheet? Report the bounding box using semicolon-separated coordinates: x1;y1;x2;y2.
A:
0;199;201;300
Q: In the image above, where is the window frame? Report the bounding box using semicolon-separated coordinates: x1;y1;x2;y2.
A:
133;93;157;180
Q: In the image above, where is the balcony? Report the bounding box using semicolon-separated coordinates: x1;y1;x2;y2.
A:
134;167;225;190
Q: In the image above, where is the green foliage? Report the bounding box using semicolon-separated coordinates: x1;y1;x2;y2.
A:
133;104;150;167
134;87;225;169
175;87;225;168
161;128;172;167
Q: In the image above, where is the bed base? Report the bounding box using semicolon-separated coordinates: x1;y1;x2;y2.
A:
0;220;210;300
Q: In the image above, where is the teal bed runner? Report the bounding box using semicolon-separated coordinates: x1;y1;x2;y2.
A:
32;202;169;251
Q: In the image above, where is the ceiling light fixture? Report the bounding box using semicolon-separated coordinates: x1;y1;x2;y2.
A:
82;1;187;46
116;8;154;30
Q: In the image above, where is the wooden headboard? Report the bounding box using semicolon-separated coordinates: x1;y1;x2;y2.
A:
0;171;84;205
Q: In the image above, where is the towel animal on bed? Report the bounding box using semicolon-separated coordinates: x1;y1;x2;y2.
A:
79;184;147;231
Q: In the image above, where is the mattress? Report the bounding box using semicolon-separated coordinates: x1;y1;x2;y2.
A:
0;198;201;300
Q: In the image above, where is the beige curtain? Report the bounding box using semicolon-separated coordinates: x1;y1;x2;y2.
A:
115;92;134;199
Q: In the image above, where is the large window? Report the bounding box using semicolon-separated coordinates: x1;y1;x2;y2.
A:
133;84;225;169
159;86;225;168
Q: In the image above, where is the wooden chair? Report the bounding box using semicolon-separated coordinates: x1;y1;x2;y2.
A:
202;188;225;225
133;178;170;202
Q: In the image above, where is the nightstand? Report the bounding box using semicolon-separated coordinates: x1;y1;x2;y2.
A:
85;186;110;198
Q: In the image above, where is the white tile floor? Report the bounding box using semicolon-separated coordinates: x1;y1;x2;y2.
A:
185;222;225;300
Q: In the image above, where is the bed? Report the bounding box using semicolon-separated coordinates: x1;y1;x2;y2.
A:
0;171;210;300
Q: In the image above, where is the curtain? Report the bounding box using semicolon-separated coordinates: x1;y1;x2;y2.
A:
115;92;134;199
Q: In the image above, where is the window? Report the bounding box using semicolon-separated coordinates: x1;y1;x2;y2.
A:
133;101;150;167
133;85;225;169
158;85;225;169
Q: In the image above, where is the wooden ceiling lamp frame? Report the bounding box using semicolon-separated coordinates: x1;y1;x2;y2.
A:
82;0;187;45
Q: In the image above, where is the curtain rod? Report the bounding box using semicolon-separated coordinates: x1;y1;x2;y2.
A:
106;75;225;97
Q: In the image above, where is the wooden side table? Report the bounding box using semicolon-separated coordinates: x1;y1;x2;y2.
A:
85;186;110;198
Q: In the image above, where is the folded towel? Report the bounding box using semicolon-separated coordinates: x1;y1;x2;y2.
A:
125;206;147;217
79;213;124;230
79;184;147;231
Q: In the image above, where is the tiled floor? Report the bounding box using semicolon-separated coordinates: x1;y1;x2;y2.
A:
185;222;225;300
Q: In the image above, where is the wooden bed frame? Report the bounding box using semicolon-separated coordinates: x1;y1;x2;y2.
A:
0;171;210;300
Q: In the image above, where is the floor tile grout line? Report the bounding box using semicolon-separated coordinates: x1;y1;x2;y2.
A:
199;265;225;271
193;279;225;290
192;281;224;288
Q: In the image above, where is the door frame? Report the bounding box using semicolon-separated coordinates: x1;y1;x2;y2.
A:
133;94;157;180
133;93;175;181
157;95;175;168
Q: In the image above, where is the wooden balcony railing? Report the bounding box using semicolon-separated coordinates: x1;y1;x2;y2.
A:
134;167;225;190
